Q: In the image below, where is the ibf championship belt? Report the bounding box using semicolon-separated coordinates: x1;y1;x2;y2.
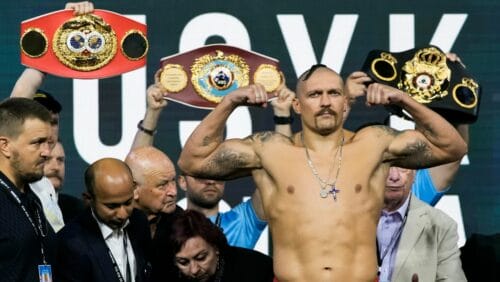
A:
20;9;148;79
158;44;282;109
361;46;481;123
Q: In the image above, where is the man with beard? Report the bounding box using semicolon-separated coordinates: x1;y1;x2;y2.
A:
28;92;66;231
12;77;66;232
178;174;267;249
0;98;55;281
10;1;94;231
54;158;151;282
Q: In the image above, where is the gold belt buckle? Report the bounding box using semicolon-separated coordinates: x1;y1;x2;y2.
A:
21;9;148;79
158;44;282;109
361;45;481;123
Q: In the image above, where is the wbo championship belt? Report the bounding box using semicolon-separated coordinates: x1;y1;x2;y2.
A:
158;44;282;109
20;9;148;79
361;45;481;123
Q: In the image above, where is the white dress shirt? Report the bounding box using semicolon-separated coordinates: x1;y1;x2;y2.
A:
94;214;136;282
30;177;65;232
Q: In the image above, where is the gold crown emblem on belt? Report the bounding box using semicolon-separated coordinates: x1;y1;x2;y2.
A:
398;47;451;103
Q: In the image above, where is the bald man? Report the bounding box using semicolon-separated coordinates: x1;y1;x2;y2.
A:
54;158;151;282
125;146;184;281
125;146;180;236
129;83;268;250
377;167;466;282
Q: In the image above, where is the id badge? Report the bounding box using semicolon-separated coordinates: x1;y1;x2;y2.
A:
38;264;53;282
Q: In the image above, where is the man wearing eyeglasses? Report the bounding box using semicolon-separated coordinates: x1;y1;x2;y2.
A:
377;166;466;282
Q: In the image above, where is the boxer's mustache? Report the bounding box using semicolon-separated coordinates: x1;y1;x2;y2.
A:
316;108;336;116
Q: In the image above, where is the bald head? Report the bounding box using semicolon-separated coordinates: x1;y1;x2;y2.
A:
125;146;178;214
126;146;175;183
85;158;135;229
85;158;134;197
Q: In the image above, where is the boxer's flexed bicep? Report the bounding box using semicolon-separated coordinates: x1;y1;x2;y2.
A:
365;83;466;168
360;125;434;169
183;131;284;180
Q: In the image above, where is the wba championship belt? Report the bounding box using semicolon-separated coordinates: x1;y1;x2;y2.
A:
158;44;282;109
20;9;148;79
361;46;481;123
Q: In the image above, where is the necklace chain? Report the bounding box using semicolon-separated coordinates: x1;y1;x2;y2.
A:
302;131;344;200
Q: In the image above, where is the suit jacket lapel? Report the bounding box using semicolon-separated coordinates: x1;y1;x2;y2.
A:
127;210;146;282
81;209;120;282
392;196;427;280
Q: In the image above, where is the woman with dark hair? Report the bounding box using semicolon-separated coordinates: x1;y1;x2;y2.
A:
161;209;274;282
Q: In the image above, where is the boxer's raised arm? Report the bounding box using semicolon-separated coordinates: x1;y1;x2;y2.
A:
178;84;270;179
364;83;467;168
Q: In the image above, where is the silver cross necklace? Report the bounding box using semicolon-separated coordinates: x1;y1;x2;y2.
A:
302;131;344;201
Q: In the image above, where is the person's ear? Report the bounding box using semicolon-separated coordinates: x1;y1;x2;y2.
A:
81;191;93;205
292;97;301;114
133;188;140;200
178;175;188;192
343;97;349;114
0;137;12;158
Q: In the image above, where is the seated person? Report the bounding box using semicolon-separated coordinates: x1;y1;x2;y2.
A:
159;209;274;282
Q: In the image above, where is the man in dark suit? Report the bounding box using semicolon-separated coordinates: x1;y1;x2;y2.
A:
0;98;56;282
54;158;151;282
126;146;183;282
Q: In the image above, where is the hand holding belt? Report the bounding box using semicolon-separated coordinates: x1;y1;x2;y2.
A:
158;44;282;109
361;45;481;123
21;9;148;79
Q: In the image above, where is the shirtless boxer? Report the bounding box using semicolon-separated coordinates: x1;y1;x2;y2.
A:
178;65;467;282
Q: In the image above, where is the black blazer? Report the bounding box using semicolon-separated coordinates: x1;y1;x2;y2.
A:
170;246;274;282
150;206;184;282
54;208;151;282
57;193;85;224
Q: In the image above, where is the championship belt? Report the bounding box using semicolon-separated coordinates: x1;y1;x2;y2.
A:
361;46;481;123
158;44;282;109
20;9;148;79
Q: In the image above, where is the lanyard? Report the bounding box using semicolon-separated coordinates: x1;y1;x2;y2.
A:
376;194;411;269
108;248;127;282
106;231;131;282
0;177;48;264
